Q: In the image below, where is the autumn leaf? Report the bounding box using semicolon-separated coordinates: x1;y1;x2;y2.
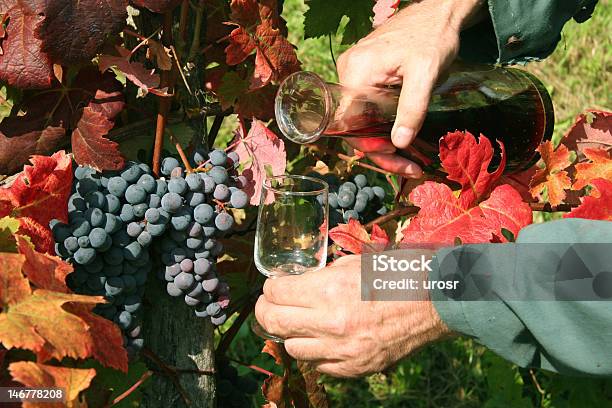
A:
40;0;128;66
329;219;389;254
9;362;95;408
230;119;286;205
146;38;173;70
563;109;611;158
565;178;612;221
71;107;125;172
290;361;329;408
99;46;161;95
0;216;20;252
402;182;532;245
373;0;400;28
0;252;31;307
439;131;506;208
0;68;124;175
0;2;53;89
529;141;573;207
131;0;182;13
225;0;300;88
16;235;71;293
572;148;612;190
15;217;54;255
0;289;127;371
0;150;72;235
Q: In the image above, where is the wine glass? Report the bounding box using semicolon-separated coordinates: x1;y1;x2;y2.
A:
252;175;329;342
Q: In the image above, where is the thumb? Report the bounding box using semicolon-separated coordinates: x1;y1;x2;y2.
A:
391;58;441;150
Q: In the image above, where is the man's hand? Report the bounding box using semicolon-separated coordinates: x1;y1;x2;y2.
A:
255;255;451;377
337;0;485;178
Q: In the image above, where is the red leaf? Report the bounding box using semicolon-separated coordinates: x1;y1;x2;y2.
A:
229;0;260;27
40;0;128;65
439;131;506;208
572;148;612;190
563;109;611;158
231;119;286;205
0;126;66;176
9;362;96;408
373;0;400;28
529;141;573;207
565;178;612;221
0;3;53;89
329;219;387;254
0;150;72;232
71;107;125;172
16;235;71;293
99;46;161;94
131;0;182;13
225;27;256;65
0;253;31;307
402;182;532;245
262;340;286;366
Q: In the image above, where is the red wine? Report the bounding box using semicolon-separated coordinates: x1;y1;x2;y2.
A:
324;72;554;172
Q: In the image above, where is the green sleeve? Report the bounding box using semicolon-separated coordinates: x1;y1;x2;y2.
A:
430;218;612;377
458;0;599;64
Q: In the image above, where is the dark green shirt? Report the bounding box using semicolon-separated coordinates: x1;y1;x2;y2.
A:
459;0;599;64
431;219;612;377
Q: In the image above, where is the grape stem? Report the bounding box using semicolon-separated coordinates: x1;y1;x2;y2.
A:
165;128;194;172
226;357;275;377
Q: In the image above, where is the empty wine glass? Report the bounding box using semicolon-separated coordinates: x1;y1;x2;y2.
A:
252;175;329;342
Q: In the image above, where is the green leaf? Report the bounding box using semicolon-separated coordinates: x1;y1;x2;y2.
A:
217;71;249;110
0;216;21;252
83;360;150;408
0;83;22;123
303;0;373;44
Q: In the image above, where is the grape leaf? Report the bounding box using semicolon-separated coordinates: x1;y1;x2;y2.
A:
0;216;19;252
0;289;127;370
439;131;506;208
565;178;612;221
131;0;181;13
329;219;389;254
303;0;373;44
563;109;611;157
16;216;54;254
373;0;400;28
572;148;612;190
9;361;95;408
99;46;161;95
72;107;125;172
0;68;124;174
0;2;54;89
217;70;276;120
224;0;300;88
0;150;72;231
16;235;71;293
0;252;31;307
230;119;286;205
402;182;532;244
529;141;573;207
40;0;128;66
0;83;21;123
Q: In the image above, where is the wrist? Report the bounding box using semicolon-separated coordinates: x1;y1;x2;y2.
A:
433;0;487;32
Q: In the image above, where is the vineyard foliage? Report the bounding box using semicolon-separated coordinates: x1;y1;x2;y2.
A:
0;0;610;407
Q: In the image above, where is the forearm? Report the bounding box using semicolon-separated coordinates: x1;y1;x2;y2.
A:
430;219;612;376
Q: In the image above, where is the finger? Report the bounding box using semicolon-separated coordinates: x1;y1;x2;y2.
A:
367;152;423;178
255;297;330;338
262;269;328;307
284;338;338;361
344;137;396;154
391;56;441;149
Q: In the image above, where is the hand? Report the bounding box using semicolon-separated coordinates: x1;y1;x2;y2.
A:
255;255;451;377
336;0;485;178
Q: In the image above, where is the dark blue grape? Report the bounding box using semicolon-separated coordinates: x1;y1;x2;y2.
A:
107;177;128;197
71;218;91;237
343;210;359;222
120;204;135;222
175;272;195;291
64;236;79;253
137;231;152;247
372;186;385;200
186;191;205;207
161;192;182;213
354;198;367;213
127;222;143;237
210;150;227;166
167;282;182;297
215;212;233;232
146;193;161;208
180;258;193;272
85;191;106;209
155;179;168;196
137;174;156;193
105;194;121;214
194;203;214;224
123;241;143;261
202;277;219;292
89;228;108;249
125;185;146;204
209;166;228;184
121;163;142;183
214;184;230;201
78;235;90;248
85;207;106;227
161;157;180;176
74;247;96;265
186;173;203;191
354;174;367;188
184;295;200;306
145;208;160;223
133;203;148;218
168;178;187;195
201;174;215;193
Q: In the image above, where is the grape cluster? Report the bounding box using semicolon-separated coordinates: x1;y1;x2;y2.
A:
51;162;161;356
216;359;259;408
153;149;246;325
309;173;388;227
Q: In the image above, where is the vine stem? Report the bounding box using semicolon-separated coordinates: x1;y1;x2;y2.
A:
152;12;176;176
142;348;192;406
107;370;153;407
227;357;275;377
166;128;193;172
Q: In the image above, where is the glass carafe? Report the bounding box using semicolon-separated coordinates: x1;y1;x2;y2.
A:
275;64;554;172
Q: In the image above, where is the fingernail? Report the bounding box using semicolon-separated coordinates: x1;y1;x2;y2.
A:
391;126;415;149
